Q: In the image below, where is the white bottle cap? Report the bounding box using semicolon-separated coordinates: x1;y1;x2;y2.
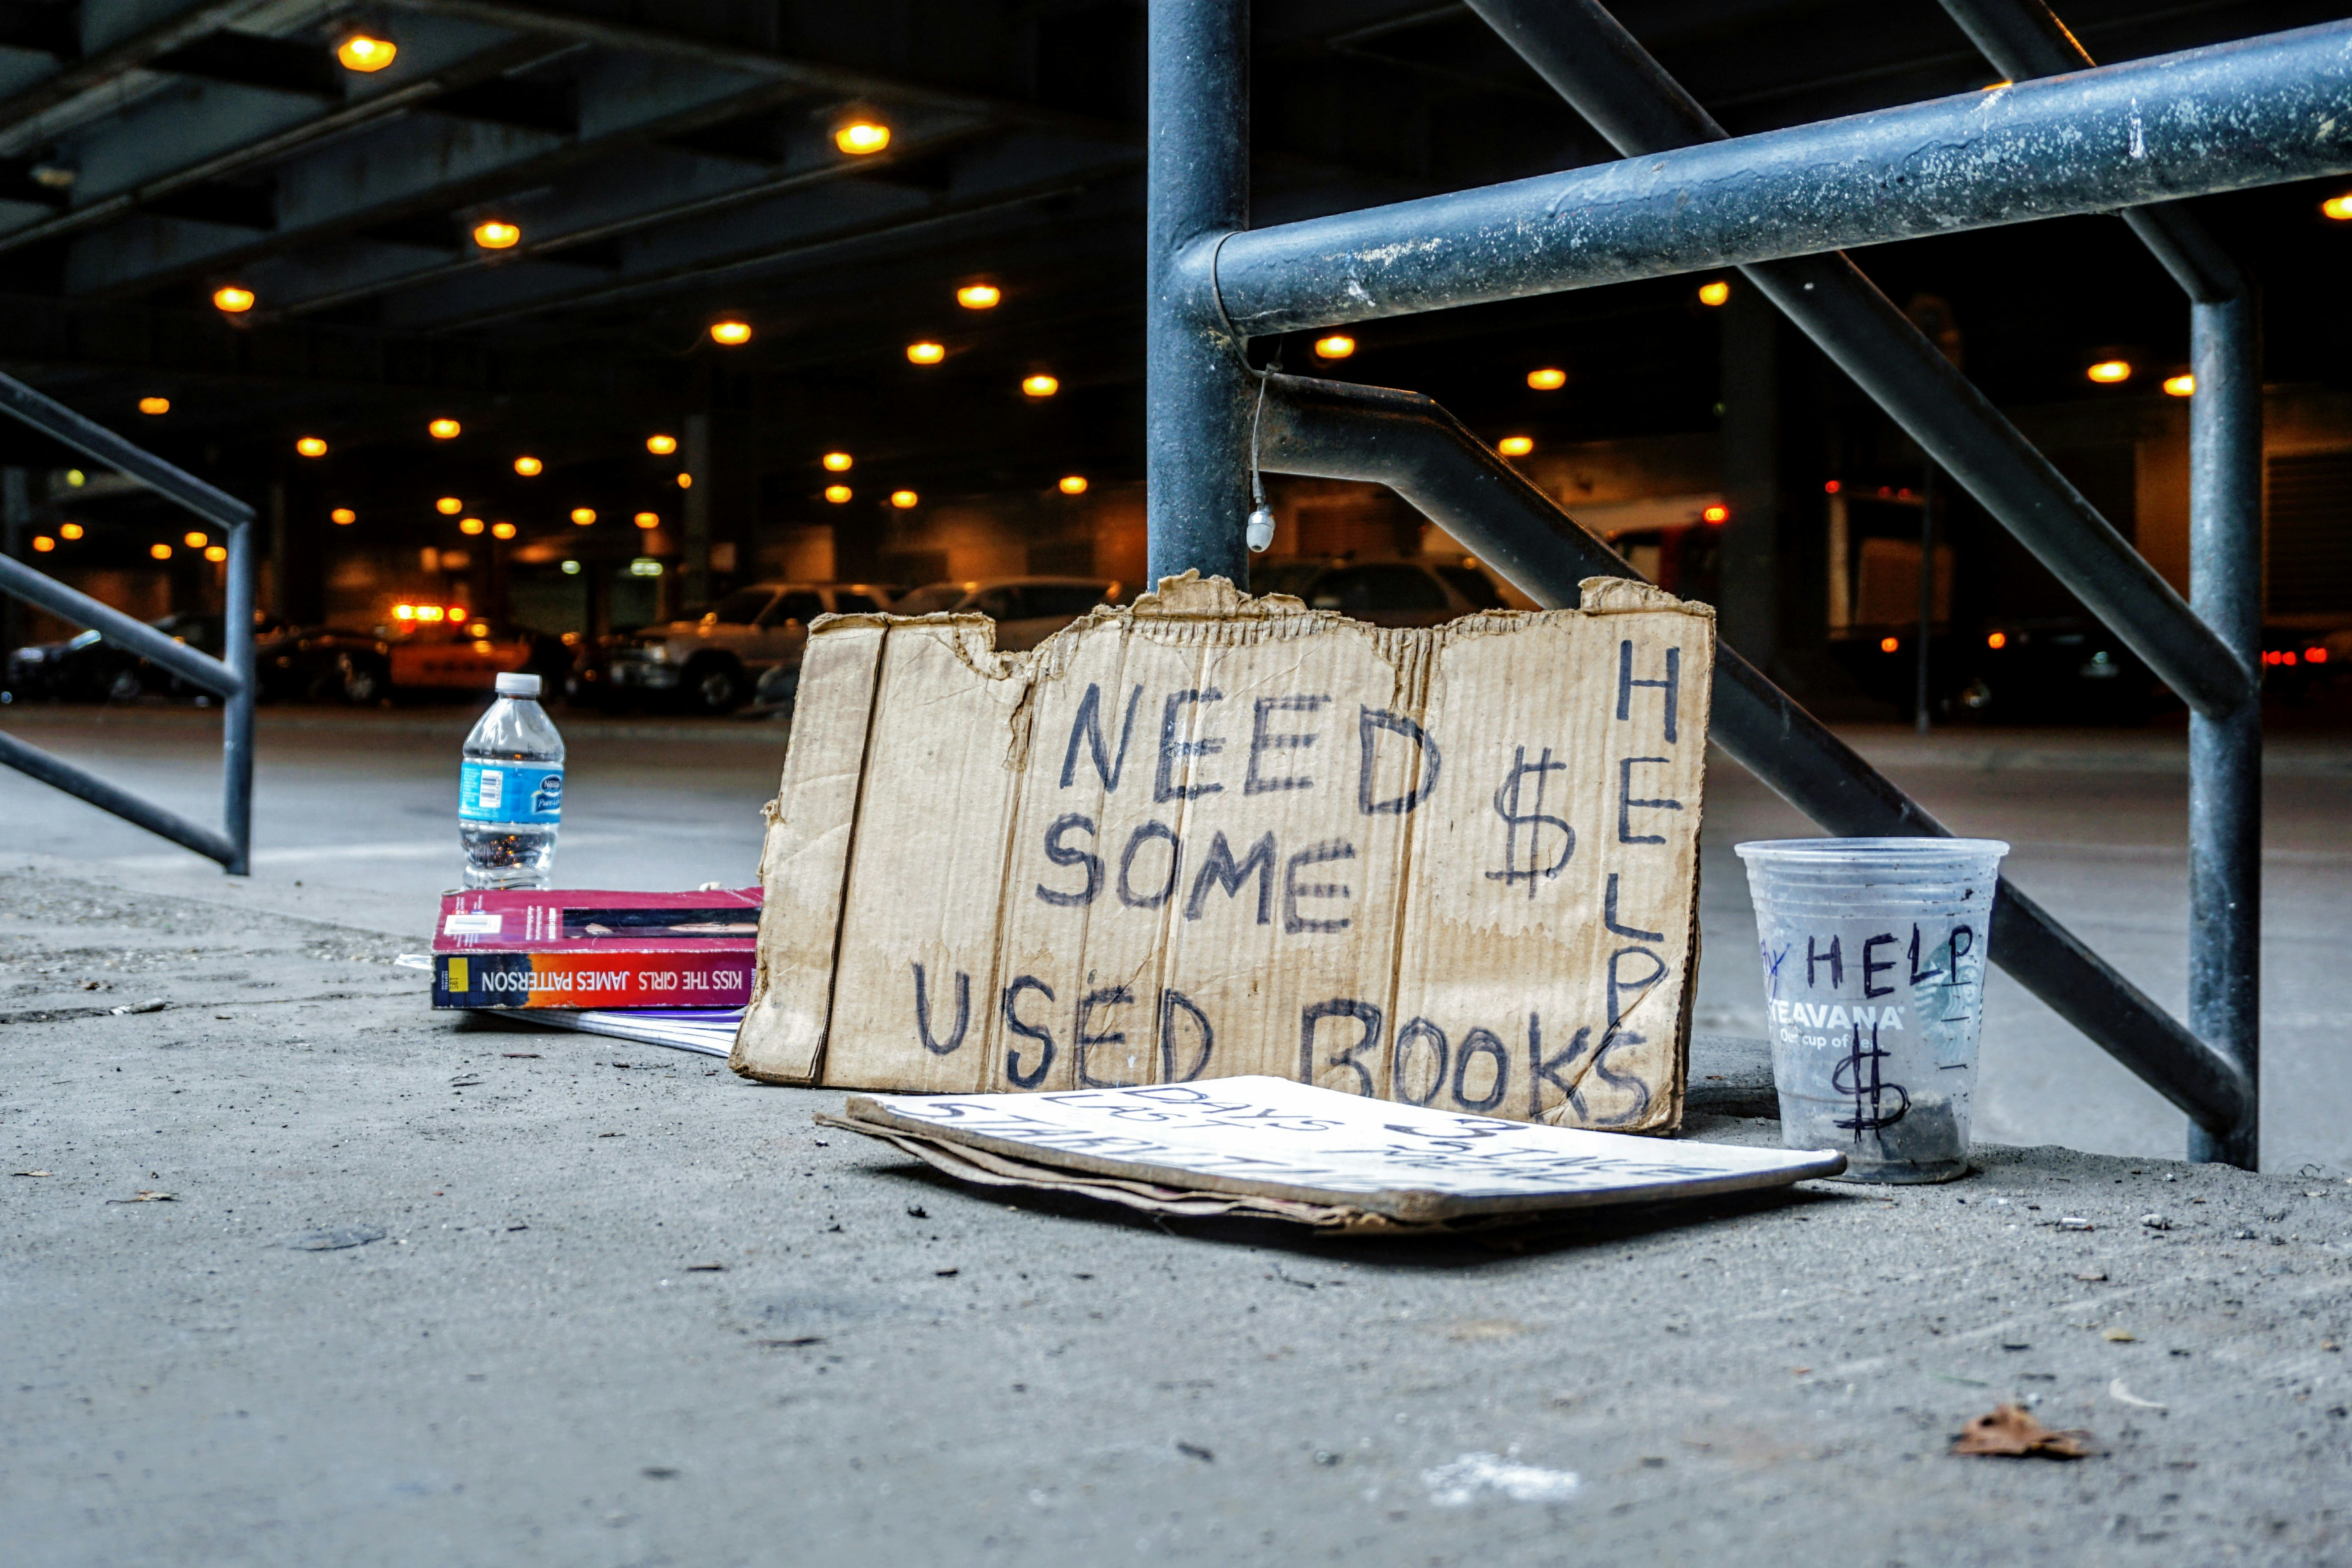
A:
495;672;542;698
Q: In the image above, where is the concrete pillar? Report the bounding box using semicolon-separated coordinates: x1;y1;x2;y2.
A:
1717;279;1779;670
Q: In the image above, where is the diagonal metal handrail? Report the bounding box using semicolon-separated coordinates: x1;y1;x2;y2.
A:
1258;373;2253;1140
0;370;255;874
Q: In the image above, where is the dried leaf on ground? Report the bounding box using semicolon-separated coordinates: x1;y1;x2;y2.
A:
107;1190;175;1203
1952;1404;2093;1459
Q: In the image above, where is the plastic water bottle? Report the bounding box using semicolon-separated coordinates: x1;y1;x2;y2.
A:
460;672;565;889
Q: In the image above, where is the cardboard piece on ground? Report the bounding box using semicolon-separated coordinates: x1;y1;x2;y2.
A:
822;1076;1844;1228
735;573;1714;1132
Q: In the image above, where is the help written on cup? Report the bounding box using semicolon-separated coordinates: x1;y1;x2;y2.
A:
1734;837;2009;1183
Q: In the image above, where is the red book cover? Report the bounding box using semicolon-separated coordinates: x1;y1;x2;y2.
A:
431;887;760;1009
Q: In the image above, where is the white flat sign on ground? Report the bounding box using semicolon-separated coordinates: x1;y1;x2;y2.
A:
838;1075;1844;1222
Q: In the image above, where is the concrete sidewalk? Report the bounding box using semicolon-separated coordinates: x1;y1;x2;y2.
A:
3;870;2345;1565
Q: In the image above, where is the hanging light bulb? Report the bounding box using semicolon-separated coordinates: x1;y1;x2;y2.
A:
213;285;256;313
709;320;753;346
472;220;521;250
1057;475;1088;495
296;436;328;457
824;485;852;504
906;341;945;365
428;417;461;439
513;455;542;476
834;121;891;155
822;451;853;472
956;283;1001;309
336;33;397;72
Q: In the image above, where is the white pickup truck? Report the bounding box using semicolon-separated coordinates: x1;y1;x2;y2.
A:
588;581;898;714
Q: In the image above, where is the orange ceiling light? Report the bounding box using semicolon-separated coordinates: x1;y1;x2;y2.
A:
183;530;208;548
1022;374;1059;398
709;320;752;346
472;220;521;250
490;521;516;540
824;484;852;504
58;522;82;539
212;285;255;313
956;283;1001;309
1987;631;2008;649
1526;367;1567;390
822;451;853;472
429;417;462;438
906;341;945;365
435;496;464;515
2085;359;2132;384
296;436;328;457
459;517;485;535
204;544;228;562
1697;280;1730;307
633;511;659;530
1313;334;1356;360
336;33;397;72
30;534;52;551
890;489;918;509
331;508;356;525
1702;504;1729;523
149;542;172;559
834;121;891;155
645;433;677;456
570;508;596;525
513;455;542;476
1880;635;1901;653
1057;475;1088;495
1497;435;1535;457
137;395;170;415
2163;373;2196;397
675;472;692;488
2322;193;2352;221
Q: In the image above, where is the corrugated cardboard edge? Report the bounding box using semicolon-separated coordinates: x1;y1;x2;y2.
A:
829;1095;1842;1224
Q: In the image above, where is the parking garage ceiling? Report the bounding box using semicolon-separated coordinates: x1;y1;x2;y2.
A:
0;0;2344;516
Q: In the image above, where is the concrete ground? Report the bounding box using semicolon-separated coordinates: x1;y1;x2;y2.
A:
2;705;2348;1563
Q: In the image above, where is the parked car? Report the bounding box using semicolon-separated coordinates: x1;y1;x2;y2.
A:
583;581;900;715
4;612;349;705
1247;558;1508;625
887;576;1128;651
337;617;571;705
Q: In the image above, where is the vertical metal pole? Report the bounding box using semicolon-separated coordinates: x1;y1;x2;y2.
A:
1917;465;1935;734
2185;298;2262;1168
1146;0;1253;590
222;518;255;876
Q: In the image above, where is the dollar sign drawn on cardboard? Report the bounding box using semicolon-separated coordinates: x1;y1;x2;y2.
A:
1831;1019;1910;1134
1485;745;1575;900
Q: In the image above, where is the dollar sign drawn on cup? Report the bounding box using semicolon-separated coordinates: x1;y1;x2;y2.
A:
1831;1018;1910;1134
1485;744;1575;899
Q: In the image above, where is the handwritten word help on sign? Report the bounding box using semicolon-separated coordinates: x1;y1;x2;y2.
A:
732;573;1715;1133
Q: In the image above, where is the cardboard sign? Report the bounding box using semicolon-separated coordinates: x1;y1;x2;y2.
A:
732;573;1713;1133
824;1077;1843;1226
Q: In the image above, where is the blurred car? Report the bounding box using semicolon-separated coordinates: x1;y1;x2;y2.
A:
338;616;571;705
887;576;1127;650
5;612;330;704
583;581;900;716
1247;558;1507;625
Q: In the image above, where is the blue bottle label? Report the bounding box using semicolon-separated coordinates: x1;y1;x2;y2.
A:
460;761;563;824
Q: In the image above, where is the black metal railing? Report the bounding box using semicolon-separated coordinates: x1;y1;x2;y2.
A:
0;373;254;873
1144;0;2343;1167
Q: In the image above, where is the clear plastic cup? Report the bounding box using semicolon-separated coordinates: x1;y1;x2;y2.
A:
1734;837;2008;1183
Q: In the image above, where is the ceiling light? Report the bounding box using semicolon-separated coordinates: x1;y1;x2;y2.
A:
513;455;542;476
337;33;397;72
629;558;662;577
213;285;255;313
646;434;677;456
65;470;82;486
459;517;484;535
204;544;228;562
183;530;207;548
331;508;356;525
472;220;521;250
2163;373;2196;397
1022;374;1059;398
561;560;580;575
1697;280;1730;307
490;521;516;539
676;472;692;489
1526;368;1567;390
30;534;52;552
1313;334;1355;360
822;451;853;472
1058;475;1088;495
1880;635;1900;653
834;121;891;155
58;522;82;539
1702;504;1729;523
906;341;945;365
296;436;327;457
2085;359;2131;384
890;489;918;509
150;543;172;560
436;497;463;515
1497;435;1534;457
1987;631;2008;649
956;283;1001;309
429;417;461;438
571;508;596;525
824;485;852;504
2322;193;2352;221
137;396;169;415
710;320;752;346
633;511;659;530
